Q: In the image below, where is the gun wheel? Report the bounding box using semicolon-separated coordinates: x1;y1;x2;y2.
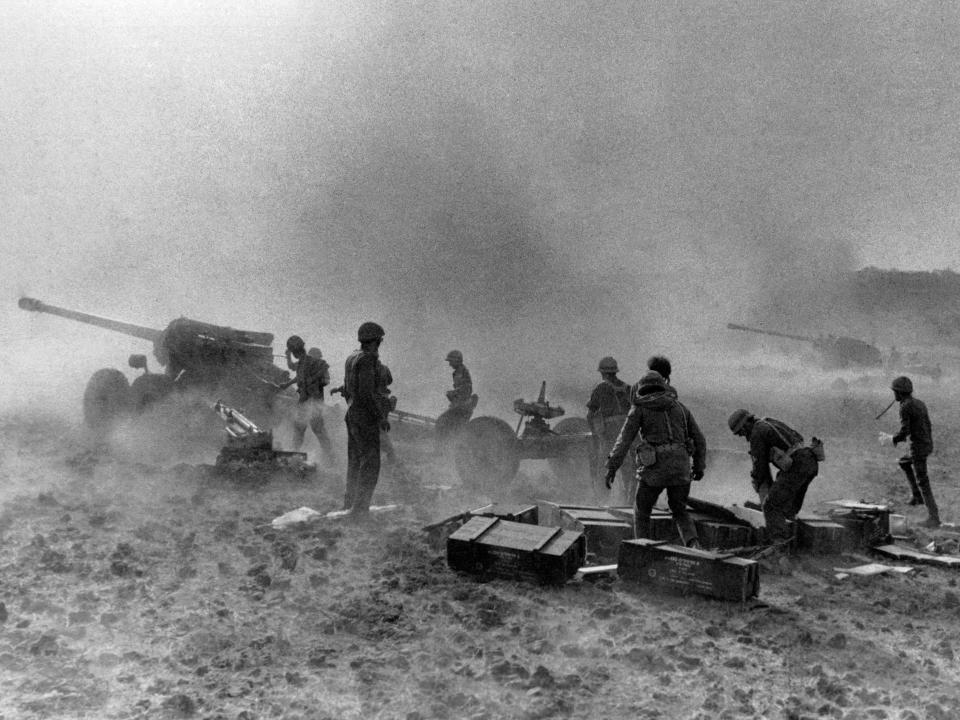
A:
454;416;519;491
547;416;593;491
82;368;131;429
130;374;175;412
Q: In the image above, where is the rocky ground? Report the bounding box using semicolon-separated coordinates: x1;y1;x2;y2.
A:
2;370;960;720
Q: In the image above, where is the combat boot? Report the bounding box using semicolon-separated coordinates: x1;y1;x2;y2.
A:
899;459;923;505
922;500;941;528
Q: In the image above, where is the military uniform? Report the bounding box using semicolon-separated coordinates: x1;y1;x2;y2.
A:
607;373;706;546
894;395;939;524
587;378;634;502
342;348;389;514
289;353;335;464
436;364;474;439
745;417;818;543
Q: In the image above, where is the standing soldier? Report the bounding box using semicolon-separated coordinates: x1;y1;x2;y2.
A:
890;376;940;527
606;371;707;548
587;356;634;502
727;409;822;544
341;322;390;520
435;350;477;448
276;337;336;466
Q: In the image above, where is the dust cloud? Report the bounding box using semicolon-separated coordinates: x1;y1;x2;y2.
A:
3;2;958;424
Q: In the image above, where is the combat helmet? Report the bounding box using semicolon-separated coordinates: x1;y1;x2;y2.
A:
598;356;619;373
307;347;323;359
728;408;753;434
286;335;305;352
891;376;913;394
446;349;463;362
357;322;385;342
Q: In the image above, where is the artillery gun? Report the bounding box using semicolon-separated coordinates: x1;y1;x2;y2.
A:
454;381;593;491
18;297;290;429
727;322;883;370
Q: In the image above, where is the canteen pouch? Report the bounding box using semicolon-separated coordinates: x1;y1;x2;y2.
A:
770;445;794;472
636;441;657;467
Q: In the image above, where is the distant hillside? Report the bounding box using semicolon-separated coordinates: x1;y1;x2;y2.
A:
852;268;960;347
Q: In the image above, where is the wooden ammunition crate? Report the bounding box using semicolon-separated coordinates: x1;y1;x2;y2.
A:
551;506;635;564
447;516;586;585
797;518;851;554
828;510;891;549
618;539;760;601
470;503;539;524
696;520;756;550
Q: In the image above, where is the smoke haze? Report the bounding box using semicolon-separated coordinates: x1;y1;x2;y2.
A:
4;1;960;415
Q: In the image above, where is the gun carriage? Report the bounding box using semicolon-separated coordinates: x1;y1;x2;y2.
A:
18;297;290;429
453;382;593;490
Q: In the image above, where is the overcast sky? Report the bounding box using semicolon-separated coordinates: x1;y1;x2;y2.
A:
2;1;959;408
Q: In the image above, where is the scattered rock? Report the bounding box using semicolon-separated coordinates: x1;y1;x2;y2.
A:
827;633;847;649
161;693;196;717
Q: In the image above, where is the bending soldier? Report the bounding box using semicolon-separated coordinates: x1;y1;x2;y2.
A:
891;376;940;527
586;356;634;503
276;337;336;466
606;371;706;548
728;409;821;544
341;322;390;520
435;350;477;448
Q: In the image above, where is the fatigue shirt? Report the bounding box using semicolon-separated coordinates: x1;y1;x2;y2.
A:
294;354;329;402
747;418;803;489
587;379;632;418
893;397;933;457
607;390;706;486
447;365;473;407
344;350;387;427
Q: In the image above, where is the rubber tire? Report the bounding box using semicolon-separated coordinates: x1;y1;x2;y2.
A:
82;368;131;429
454;416;520;491
130;373;175;412
547;416;593;487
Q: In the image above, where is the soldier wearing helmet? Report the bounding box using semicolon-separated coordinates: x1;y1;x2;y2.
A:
890;376;939;527
435;350;477;448
340;322;389;520
728;408;820;544
274;336;335;466
606;370;707;548
587;356;634;502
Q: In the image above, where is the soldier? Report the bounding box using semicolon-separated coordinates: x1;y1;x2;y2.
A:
340;322;390;520
606;371;707;548
646;355;678;399
587;356;634;502
727;409;821;544
378;362;398;465
276;337;336;466
891;376;940;527
435;350;477;448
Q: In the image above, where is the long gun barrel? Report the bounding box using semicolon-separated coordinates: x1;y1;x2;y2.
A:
726;323;813;344
19;297;162;343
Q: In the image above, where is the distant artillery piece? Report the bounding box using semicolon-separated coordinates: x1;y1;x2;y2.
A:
727;322;883;370
454;381;593;490
18;296;291;429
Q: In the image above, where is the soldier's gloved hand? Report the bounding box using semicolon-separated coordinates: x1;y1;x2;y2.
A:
691;469;704;481
604;469;617;489
380;420;391;432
